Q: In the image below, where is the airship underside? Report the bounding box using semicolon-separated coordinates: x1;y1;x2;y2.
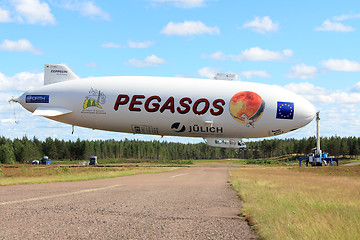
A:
13;64;316;148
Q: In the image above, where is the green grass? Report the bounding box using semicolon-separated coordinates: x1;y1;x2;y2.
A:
0;165;182;185
192;155;300;167
235;154;300;165
51;158;193;165
229;166;360;240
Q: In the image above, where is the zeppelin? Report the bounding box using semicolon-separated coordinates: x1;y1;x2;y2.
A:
11;64;316;149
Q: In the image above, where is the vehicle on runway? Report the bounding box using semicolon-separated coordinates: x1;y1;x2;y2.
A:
11;64;316;148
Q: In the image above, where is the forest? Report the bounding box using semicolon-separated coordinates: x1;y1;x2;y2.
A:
0;135;359;164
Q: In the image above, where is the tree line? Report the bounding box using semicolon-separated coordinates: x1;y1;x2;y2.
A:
0;135;359;164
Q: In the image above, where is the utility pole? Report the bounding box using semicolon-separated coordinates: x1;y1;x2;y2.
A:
315;111;321;155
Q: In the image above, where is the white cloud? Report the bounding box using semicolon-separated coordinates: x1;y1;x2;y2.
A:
101;42;123;48
102;41;154;49
0;92;14;112
128;40;154;49
350;82;360;92
285;82;326;96
230;47;293;61
315;19;354;32
60;0;110;21
333;13;360;21
197;67;219;79
1;118;15;123
0;71;43;91
243;16;279;34
202;51;227;61
286;63;318;79
316;92;360;105
0;39;42;54
0;91;24;124
285;82;360;105
125;55;167;67
322;59;360;72
161;21;220;36
11;0;56;25
0;7;11;22
152;0;206;8
205;48;292;62
319;104;360;137
241;70;270;79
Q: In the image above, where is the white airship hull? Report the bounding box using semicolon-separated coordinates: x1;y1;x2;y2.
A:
14;64;316;147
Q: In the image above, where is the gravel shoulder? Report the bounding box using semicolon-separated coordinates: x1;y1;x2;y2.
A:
343;161;360;166
0;167;257;239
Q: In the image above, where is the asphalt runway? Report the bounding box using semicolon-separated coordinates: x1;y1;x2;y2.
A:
0;167;257;239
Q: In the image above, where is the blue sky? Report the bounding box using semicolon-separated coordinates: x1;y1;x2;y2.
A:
1;0;360;143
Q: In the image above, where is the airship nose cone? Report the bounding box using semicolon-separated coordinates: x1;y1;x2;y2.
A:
296;97;316;126
16;92;26;106
13;92;34;113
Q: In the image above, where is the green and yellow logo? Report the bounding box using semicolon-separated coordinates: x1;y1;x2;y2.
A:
82;88;106;110
83;97;102;109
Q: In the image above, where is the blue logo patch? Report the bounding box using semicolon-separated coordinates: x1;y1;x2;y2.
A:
276;102;294;120
26;95;49;103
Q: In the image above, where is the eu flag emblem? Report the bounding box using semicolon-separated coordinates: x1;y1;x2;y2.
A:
276;102;294;120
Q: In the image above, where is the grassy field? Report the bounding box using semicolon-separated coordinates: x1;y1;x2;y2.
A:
51;158;193;165
192;155;307;167
229;165;360;240
0;165;182;185
192;159;246;167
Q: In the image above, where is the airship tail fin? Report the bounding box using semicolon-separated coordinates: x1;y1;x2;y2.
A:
44;64;79;85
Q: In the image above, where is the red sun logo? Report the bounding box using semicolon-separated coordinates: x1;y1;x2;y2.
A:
229;91;265;127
